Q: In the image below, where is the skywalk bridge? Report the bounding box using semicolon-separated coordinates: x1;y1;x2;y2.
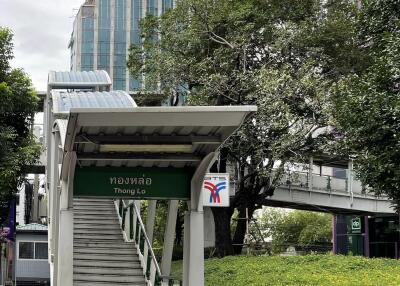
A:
267;171;394;215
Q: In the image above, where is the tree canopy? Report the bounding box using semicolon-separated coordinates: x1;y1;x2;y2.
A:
128;0;362;256
0;27;39;222
126;0;366;256
256;208;332;254
331;0;400;210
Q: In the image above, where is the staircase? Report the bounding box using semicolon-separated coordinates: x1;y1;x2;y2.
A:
73;198;146;286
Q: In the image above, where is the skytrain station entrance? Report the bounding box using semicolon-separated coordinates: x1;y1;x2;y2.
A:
45;70;256;286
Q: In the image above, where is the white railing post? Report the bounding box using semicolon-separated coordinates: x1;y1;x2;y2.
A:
116;199;164;286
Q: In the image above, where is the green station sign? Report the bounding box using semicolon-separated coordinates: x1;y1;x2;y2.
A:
74;167;193;199
350;217;362;233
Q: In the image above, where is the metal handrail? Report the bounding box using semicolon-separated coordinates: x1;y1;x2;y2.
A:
121;200;164;279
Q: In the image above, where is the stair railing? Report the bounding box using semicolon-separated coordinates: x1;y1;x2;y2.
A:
115;199;165;286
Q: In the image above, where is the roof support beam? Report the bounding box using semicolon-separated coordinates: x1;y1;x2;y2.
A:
77;153;202;162
75;134;222;145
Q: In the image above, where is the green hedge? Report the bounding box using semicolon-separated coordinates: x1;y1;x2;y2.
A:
171;254;400;285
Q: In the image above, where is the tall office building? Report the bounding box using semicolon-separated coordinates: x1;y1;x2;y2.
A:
69;0;174;92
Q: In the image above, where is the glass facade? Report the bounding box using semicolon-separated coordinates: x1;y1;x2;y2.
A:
98;0;111;74
147;0;158;16
113;0;127;90
71;0;174;92
129;0;142;90
162;0;174;12
334;214;400;259
81;11;94;71
369;216;400;259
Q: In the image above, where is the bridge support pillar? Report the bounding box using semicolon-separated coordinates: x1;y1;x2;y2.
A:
332;215;337;254
183;152;215;286
161;200;179;286
308;157;313;191
364;216;370;257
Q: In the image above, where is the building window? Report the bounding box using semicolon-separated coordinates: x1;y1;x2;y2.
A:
19;242;34;259
18;241;48;260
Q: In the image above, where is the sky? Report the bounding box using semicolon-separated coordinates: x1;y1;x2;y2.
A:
0;0;84;91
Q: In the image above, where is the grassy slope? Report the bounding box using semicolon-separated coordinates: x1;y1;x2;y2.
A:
171;254;400;286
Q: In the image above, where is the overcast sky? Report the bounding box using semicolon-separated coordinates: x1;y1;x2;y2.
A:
0;0;84;91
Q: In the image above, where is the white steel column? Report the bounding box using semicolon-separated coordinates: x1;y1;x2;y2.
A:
132;200;141;240
182;212;190;286
184;152;215;286
49;131;60;286
143;200;157;276
188;210;204;286
56;152;77;286
124;200;132;241
160;200;179;286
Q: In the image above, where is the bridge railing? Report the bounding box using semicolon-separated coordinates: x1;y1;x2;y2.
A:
279;171;368;195
115;199;167;286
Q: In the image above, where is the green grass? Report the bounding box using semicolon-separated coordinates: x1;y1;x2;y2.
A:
170;254;400;285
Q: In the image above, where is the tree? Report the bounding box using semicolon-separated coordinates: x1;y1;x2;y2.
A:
128;0;361;256
0;27;39;223
257;208;332;254
331;0;400;210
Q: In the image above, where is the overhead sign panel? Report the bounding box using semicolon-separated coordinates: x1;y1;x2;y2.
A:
74;167;193;199
203;173;230;207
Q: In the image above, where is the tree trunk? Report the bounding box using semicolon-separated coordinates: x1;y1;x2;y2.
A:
211;206;234;257
209;147;234;257
232;206;256;254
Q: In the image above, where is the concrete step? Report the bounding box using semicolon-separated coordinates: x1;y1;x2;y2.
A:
74;215;119;221
74;198;114;202
74;253;139;261
74;221;120;227
74;234;125;241
74;241;135;249
74;235;126;245
73;274;145;283
74;247;137;255
74;224;121;230
74;260;141;268
74;208;117;215
73;199;144;285
74;229;122;235
74;207;116;212
74;266;143;275
73;202;114;206
73;281;146;286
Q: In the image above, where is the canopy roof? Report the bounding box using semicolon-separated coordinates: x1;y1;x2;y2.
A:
56;106;256;169
48;70;111;90
17;223;48;233
52;90;136;117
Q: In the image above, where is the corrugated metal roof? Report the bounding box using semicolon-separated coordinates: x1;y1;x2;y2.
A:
48;70;112;89
17;223;48;232
52;90;137;115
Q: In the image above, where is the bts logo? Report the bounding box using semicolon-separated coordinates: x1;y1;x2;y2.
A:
203;173;230;207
